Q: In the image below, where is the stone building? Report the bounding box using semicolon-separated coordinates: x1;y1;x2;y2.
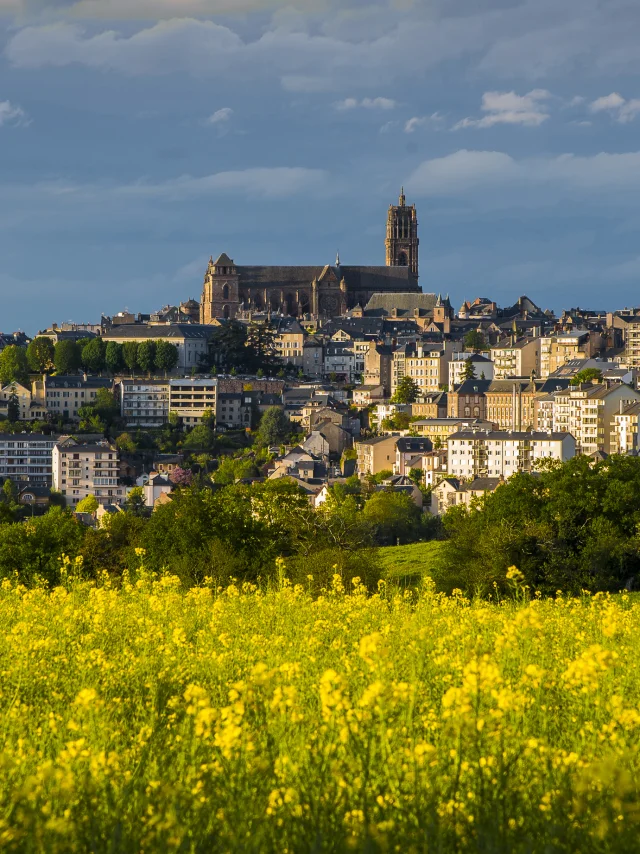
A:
199;193;421;323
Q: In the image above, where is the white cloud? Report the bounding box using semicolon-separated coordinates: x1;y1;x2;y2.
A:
404;113;443;133
204;107;233;126
590;92;640;123
408;149;640;198
5;167;330;202
0;100;28;127
590;92;625;112
335;96;396;111
453;89;551;129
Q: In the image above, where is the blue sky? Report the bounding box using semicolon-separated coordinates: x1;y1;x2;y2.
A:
1;0;640;333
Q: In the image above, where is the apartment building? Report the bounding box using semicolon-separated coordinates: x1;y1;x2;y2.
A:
448;353;494;387
52;439;125;507
34;375;113;422
303;337;324;378
539;331;593;378
0;433;58;485
609;312;640;368
324;343;356;381
216;392;252;429
552;383;640;455
356;435;400;476
612;402;640;454
490;337;540;379
274;319;305;369
392;341;455;396
363;342;393;395
447;429;576;480
394;437;432;475
169;378;217;426
120;379;170;427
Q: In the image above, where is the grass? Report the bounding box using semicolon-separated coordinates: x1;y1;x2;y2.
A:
1;562;640;852
378;540;449;586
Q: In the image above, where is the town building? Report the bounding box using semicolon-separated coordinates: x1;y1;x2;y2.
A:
102;324;213;372
612;402;640;454
0;383;47;421
490;337;540;379
0;433;58;486
447;429;576;480
431;477;503;516
539;331;596;378
394;437;432;475
356;435;401;477
52;438;125;507
119;379;170;428
392;341;456;395
169;378;217;426
33;375;113;423
448;379;492;421
448;353;494;387
551;383;640;455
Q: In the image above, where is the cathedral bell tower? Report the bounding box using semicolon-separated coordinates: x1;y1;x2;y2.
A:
385;188;419;278
200;253;241;323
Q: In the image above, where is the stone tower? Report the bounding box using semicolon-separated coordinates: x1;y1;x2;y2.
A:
200;253;241;323
385;188;419;278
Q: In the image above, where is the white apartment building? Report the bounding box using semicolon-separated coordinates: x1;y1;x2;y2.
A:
448;354;494;387
120;380;170;427
169;378;217;426
447;429;576;480
551;383;640;455
490;338;540;379
612;402;640;454
0;433;58;485
392;342;456;395
53;439;125;507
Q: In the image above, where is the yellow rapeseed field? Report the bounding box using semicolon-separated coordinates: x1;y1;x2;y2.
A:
1;557;640;852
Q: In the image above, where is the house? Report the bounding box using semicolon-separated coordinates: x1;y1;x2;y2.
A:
431;476;502;515
394;437;432;475
448;354;494;387
356;435;400;476
0;383;47;422
377;475;423;507
18;485;51;510
422;449;448;486
143;473;174;507
363;342;393;394
352;384;386;407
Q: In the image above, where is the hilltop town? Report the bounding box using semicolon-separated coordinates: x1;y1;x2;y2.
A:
1;192;639;518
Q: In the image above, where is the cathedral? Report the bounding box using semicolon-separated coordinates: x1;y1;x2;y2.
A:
200;191;421;323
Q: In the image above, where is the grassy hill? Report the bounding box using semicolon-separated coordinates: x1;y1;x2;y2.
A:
377;540;449;588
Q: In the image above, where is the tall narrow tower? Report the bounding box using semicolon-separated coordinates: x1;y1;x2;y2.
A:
385;188;419;278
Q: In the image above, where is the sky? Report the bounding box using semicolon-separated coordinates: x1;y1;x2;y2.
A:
1;0;640;334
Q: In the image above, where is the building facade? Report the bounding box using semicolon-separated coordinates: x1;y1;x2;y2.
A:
447;430;576;480
120;380;170;428
385;189;419;277
0;433;58;485
52;439;125;507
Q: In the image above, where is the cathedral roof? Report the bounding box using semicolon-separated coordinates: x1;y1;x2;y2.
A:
363;292;438;314
213;253;234;266
234;265;417;293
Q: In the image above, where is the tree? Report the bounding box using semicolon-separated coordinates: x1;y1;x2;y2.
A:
125;486;146;517
115;433;137;454
105;342;123;375
246;322;279;372
362;490;422;545
155;340;179;375
570;368;603;386
392;376;420;404
408;467;423;487
210;321;249;372
464;330;487;352
76;494;99;514
54;340;81;374
462;357;477;381
182;423;217;453
169;466;193;486
26;337;55;373
81;338;106;374
257;406;290;446
122;342;138;375
7;384;19;423
136;341;156;376
0;346;29;386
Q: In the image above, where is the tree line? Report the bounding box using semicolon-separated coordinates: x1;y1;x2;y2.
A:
0;337;180;385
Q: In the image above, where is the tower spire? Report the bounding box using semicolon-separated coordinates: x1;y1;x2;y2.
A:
335;249;341;267
399;186;405;206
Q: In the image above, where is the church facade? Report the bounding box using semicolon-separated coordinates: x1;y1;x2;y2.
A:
200;192;421;323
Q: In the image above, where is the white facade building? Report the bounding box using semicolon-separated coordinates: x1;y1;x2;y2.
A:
447;429;576;480
53;439;125;507
120;380;170;427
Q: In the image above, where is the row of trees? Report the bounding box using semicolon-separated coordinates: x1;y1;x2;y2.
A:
0;337;182;385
